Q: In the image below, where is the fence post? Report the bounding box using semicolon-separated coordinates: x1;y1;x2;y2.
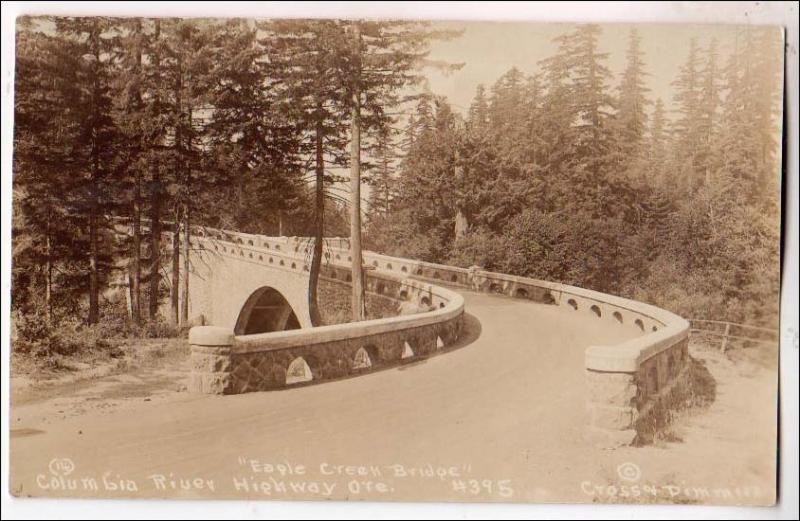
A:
720;322;731;352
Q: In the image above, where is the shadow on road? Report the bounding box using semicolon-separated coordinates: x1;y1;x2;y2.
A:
448;312;483;351
397;312;483;371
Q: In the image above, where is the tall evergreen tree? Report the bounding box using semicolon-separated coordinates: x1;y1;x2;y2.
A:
466;84;489;134
671;37;703;192
113;17;148;324
206;19;302;234
55;17;120;324
616;28;651;169
260;19;350;325
342;20;461;319
647;98;669;184
697;37;721;187
13;20;90;319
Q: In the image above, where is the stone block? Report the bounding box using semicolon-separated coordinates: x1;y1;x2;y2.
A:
188;372;231;394
585;371;637;407
189;326;234;347
191;351;232;373
587;403;637;430
584;426;637;449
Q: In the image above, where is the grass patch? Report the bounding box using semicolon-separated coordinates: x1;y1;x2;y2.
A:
634;356;717;446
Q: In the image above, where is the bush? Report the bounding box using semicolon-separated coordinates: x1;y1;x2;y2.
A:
96;298;185;339
447;227;505;269
11;298;183;365
11;310;114;359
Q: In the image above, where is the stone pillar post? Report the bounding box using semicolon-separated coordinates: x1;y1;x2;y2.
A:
467;265;482;292
188;326;234;394
584;344;640;448
585;369;638;448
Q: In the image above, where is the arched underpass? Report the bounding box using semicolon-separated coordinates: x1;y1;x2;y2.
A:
234;286;301;335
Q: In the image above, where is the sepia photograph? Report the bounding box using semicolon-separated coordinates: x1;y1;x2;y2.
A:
2;1;797;517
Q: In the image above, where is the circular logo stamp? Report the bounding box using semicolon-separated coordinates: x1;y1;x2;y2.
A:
616;462;641;482
48;457;75;476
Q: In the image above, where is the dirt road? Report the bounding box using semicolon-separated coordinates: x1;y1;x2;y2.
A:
9;291;777;504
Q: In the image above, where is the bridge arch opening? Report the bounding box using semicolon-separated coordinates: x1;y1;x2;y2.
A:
235;286;301;335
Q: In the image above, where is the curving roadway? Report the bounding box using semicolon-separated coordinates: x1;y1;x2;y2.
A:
8;289;774;504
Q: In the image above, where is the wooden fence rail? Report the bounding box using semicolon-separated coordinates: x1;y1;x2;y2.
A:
689;319;779;352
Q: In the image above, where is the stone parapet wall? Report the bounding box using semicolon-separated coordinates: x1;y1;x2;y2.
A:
189;293;464;394
184;227;466;394
193;313;462;394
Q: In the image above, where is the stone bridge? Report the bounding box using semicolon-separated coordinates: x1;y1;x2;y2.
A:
166;225;691;448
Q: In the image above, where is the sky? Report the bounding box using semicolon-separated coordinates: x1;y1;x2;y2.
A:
420;21;775;118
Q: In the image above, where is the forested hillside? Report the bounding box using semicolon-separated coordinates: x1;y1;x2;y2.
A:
365;25;783;327
12;17;783;354
13;16;455;343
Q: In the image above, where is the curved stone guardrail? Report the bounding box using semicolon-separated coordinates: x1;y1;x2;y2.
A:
182;227;689;448
284;234;691;448
184;226;465;395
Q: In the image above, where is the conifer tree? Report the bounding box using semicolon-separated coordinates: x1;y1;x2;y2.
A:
54;17;119;324
672;37;703;192
617;28;651;169
342;20;461;320
260;19;350;325
467;84;489;134
697;38;721;187
113;17;148;324
13;20;90;319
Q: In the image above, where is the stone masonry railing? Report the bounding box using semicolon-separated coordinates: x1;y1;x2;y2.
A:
185;227;464;395
183;227;689;448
